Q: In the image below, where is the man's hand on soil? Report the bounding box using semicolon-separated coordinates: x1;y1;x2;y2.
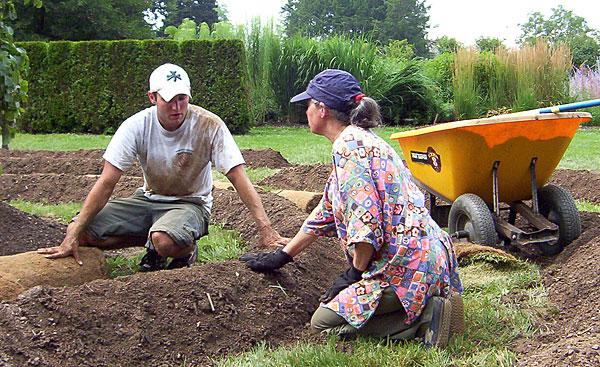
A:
258;226;289;248
239;249;293;272
37;236;83;266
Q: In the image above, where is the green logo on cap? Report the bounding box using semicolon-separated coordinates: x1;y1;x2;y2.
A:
167;71;182;82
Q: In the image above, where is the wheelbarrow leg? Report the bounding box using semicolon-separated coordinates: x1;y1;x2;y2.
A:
491;158;539;215
530;157;539;214
508;208;517;225
428;192;450;228
492;161;500;216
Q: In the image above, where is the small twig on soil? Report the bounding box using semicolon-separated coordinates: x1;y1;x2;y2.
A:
206;275;218;287
268;281;289;297
206;292;215;312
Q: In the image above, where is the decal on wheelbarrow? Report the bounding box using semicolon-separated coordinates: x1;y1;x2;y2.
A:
410;147;441;172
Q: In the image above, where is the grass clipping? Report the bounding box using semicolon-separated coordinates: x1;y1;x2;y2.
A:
454;242;519;267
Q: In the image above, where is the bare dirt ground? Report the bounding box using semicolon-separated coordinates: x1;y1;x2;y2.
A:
0;149;599;366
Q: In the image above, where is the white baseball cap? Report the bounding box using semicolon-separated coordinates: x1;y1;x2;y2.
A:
149;63;191;102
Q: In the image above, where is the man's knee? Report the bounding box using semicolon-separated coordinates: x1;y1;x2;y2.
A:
151;231;190;258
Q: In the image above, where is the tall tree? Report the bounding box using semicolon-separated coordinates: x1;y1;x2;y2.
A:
282;0;430;56
282;0;384;37
215;1;228;22
11;0;155;41
433;36;461;54
378;0;429;56
476;37;504;53
160;0;218;34
518;6;600;67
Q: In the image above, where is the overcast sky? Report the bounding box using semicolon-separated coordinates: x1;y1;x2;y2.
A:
218;0;600;47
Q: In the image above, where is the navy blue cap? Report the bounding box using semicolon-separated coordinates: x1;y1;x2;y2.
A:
290;69;363;112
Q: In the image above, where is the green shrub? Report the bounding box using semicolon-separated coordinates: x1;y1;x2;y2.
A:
421;53;457;122
71;41;111;134
106;40;145;131
269;34;318;123
422;52;454;102
45;41;75;133
206;39;251;133
236;18;282;123
453;48;481;119
318;36;386;95
581;106;600;126
180;39;213;108
17;41;47;132
16;39;250;134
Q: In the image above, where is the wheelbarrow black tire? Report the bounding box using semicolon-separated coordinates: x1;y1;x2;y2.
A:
536;184;581;256
449;193;497;247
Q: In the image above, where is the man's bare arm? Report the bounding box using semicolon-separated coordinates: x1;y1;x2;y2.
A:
38;161;122;264
225;164;288;247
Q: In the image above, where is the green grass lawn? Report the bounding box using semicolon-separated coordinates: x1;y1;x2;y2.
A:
558;129;600;170
11;132;112;151
5;125;599;366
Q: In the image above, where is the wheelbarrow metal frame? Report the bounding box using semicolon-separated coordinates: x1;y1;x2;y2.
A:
392;111;590;252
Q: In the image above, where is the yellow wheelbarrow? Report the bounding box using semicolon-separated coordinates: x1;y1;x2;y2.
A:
391;104;594;255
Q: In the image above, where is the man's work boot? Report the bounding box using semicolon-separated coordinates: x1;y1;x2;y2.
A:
167;245;198;270
139;249;167;272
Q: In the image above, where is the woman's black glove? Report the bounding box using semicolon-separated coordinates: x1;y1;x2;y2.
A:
239;249;293;273
319;265;364;303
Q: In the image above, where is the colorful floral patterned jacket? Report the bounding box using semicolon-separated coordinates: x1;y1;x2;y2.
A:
302;125;463;329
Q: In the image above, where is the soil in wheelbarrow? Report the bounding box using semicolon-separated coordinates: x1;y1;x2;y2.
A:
1;148;600;366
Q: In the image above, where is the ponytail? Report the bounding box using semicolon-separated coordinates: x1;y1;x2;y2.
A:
350;96;381;128
318;96;382;129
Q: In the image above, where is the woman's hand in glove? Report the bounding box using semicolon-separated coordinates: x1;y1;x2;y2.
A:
319;265;364;304
239;249;293;272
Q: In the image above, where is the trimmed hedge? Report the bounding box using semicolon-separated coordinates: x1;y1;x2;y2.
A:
17;39;250;134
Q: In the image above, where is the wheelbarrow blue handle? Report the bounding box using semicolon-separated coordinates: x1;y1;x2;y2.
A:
539;98;600;113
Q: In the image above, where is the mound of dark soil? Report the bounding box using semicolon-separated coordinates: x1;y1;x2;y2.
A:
0;173;144;204
0;149;116;176
0;188;343;366
549;168;600;205
241;148;292;169
0;149;106;160
0;149;291;204
0;148;291;174
258;163;332;192
1;148;600;366
513;211;600;367
0;202;65;256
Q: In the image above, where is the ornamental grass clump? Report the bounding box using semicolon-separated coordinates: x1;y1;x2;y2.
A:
452;42;571;119
453;48;480;119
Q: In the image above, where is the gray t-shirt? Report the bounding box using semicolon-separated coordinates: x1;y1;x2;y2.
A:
103;104;244;211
